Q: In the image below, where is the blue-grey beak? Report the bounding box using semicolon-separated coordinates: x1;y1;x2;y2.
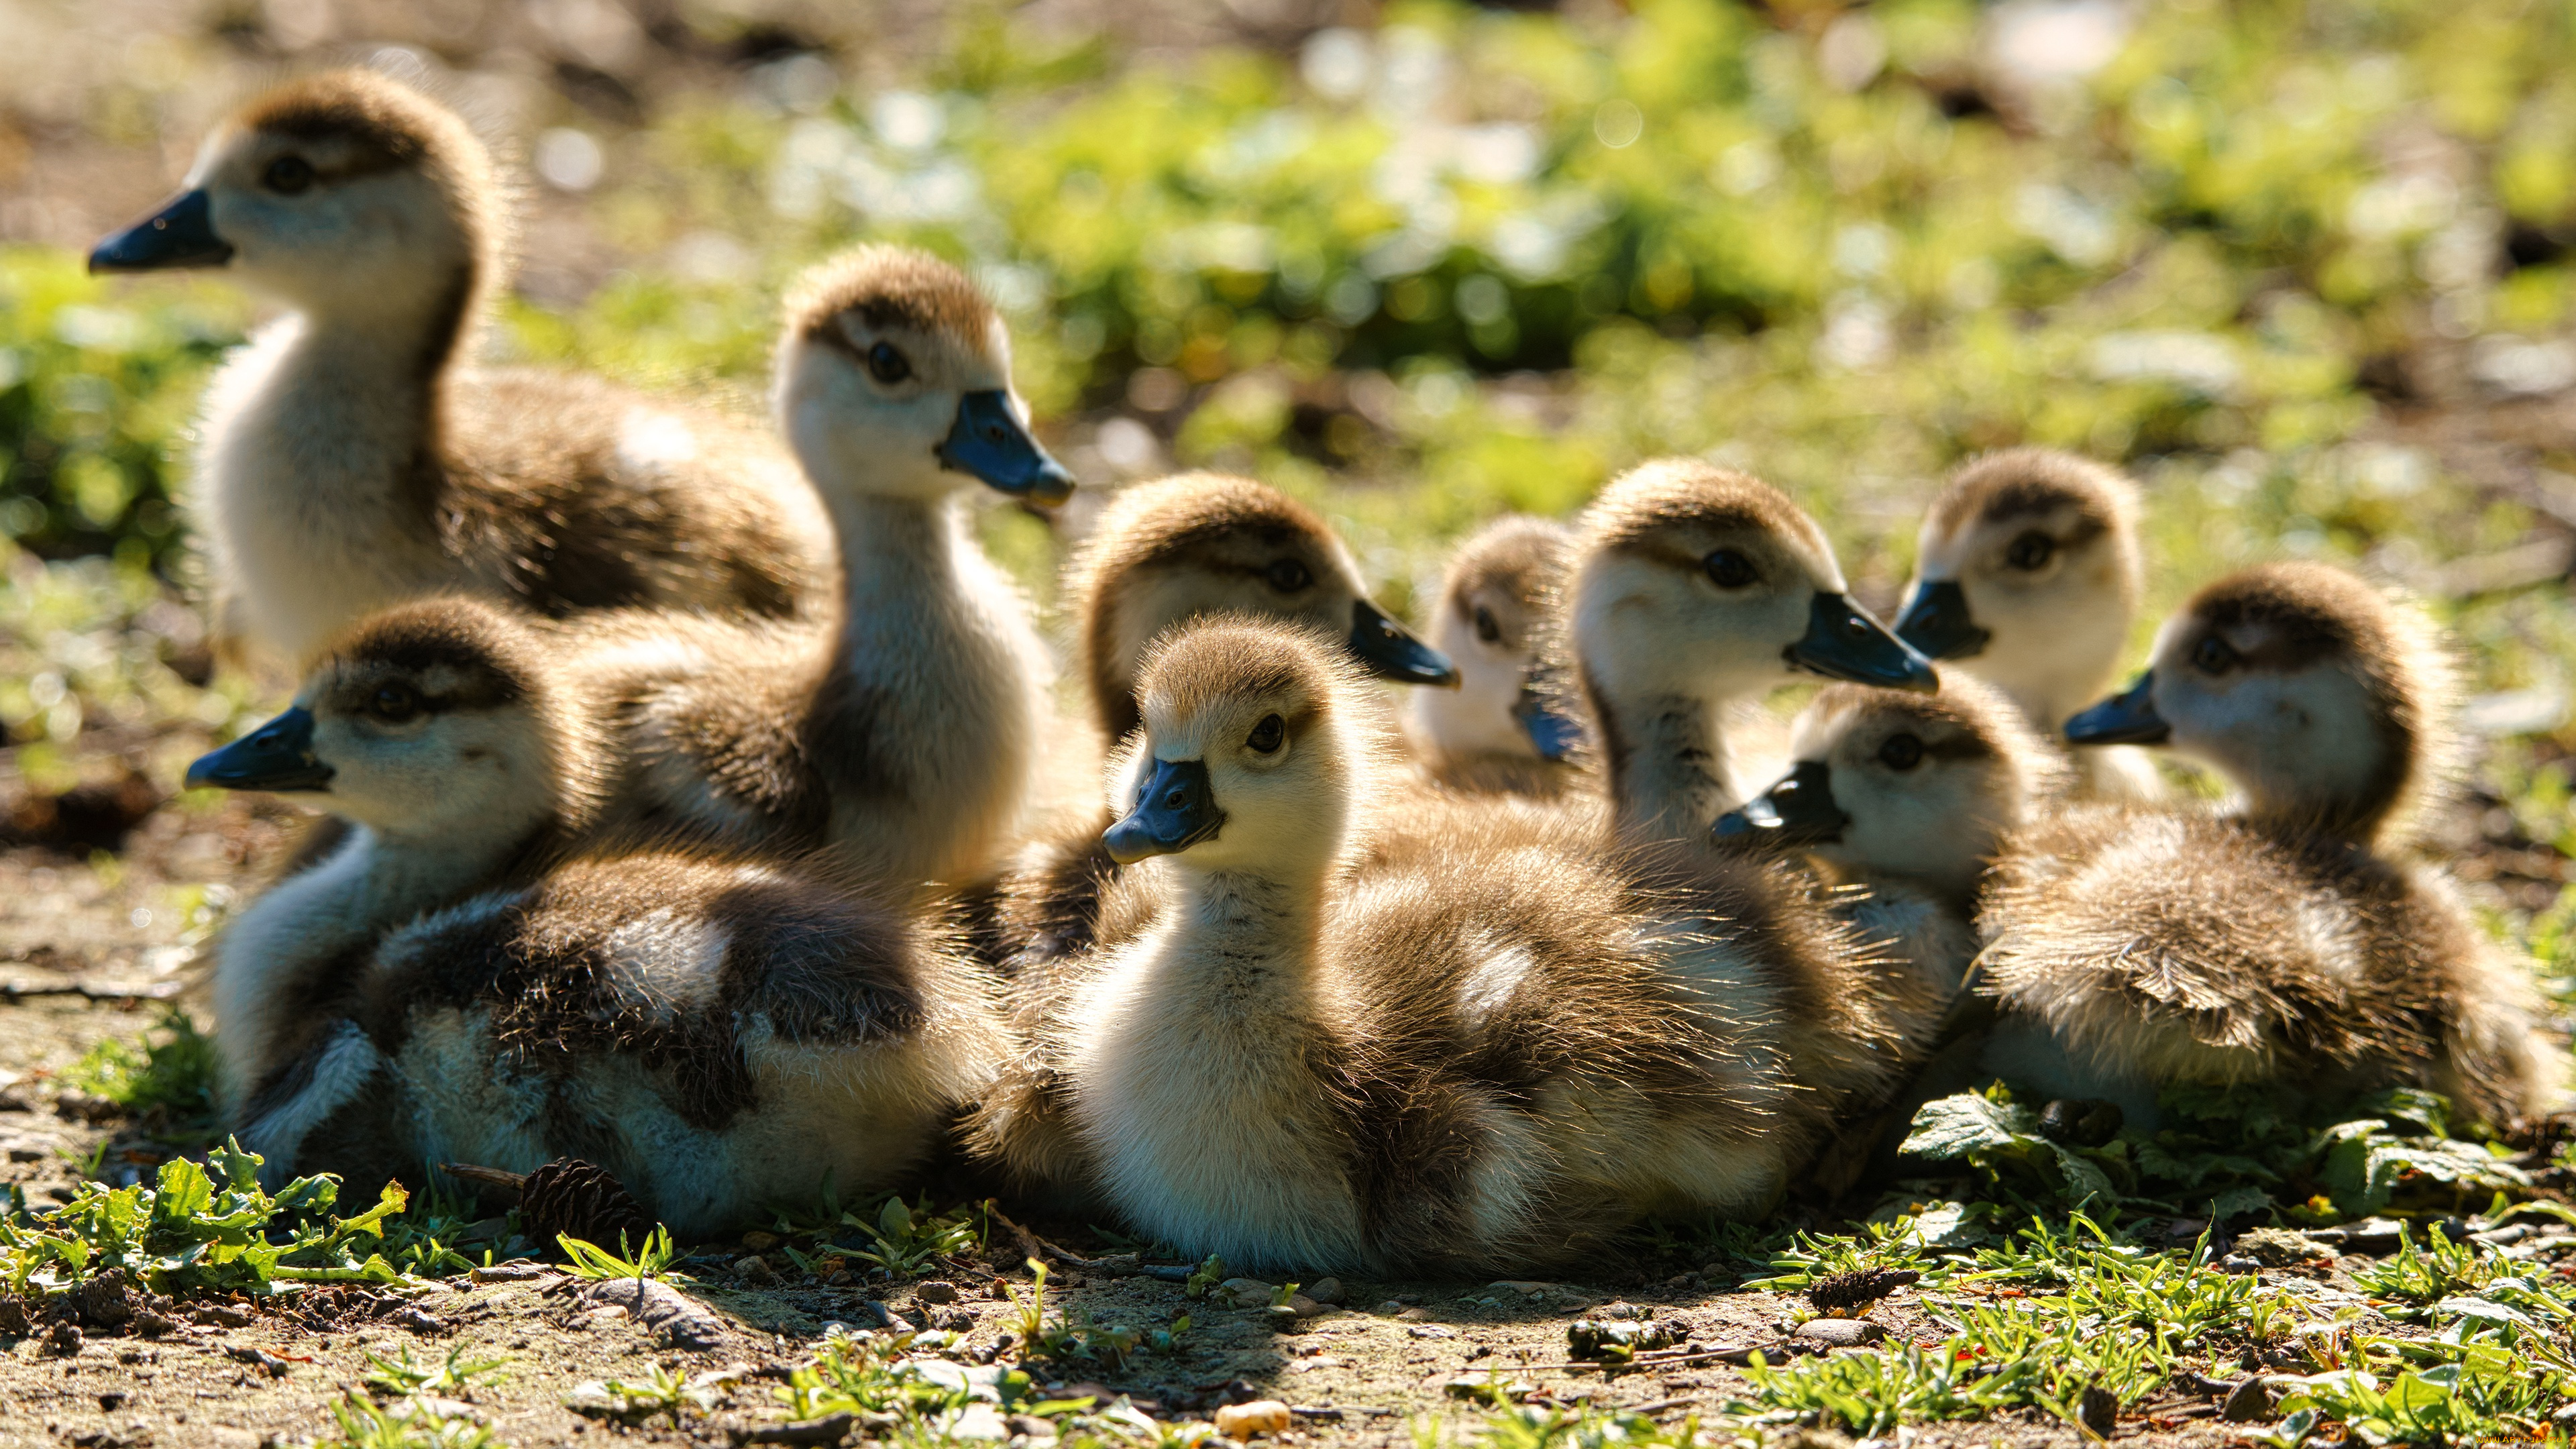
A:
936;390;1075;504
90;190;234;274
2063;673;2169;746
1713;760;1849;848
1512;680;1583;762
1103;757;1225;864
186;707;333;793
1349;600;1458;687
1895;579;1991;661
1787;592;1939;693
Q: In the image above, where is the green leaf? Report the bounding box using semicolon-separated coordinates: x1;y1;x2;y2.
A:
1902;1093;2037;1159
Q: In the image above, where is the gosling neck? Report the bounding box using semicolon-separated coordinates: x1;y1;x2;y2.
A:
1150;862;1328;1010
252;262;481;525
1580;661;1739;843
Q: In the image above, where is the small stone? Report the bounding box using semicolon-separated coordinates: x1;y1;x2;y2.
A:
2078;1384;2118;1437
97;1391;127;1411
1214;1399;1293;1440
735;1254;780;1285
741;1230;781;1252
916;1280;961;1304
2222;1378;2272;1422
1218;1277;1277;1309
1597;1301;1642;1321
1008;1413;1063;1442
1305;1276;1344;1305
1408;1324;1458;1339
2232;1228;2333;1269
191;1304;252;1328
1791;1318;1885;1348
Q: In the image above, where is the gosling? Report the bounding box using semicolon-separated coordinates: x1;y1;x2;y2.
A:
91;69;838;665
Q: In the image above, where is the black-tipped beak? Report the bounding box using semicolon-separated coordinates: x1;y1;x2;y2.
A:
185;706;333;793
89;190;233;274
937;390;1075;504
1895;579;1991;661
1512;679;1583;761
1103;757;1226;864
1349;600;1459;688
1713;760;1849;849
1786;592;1940;693
2063;672;2169;747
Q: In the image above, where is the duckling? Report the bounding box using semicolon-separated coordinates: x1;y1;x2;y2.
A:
1976;562;2558;1128
973;619;1827;1274
984;472;1456;969
1067;472;1458;744
89;69;844;666
189;598;1005;1220
1407;514;1586;794
1715;676;2070;1030
189;596;606;1112
572;248;1071;894
1893;449;2162;801
1552;460;1938;1118
1560;458;1938;843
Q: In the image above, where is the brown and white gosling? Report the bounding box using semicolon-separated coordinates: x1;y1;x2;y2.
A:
188;598;1005;1222
1408;514;1585;794
1715;676;2070;1043
1893;449;2162;801
570;247;1071;895
1550;460;1939;1123
1975;562;2559;1128
89;69;839;666
972;619;1825;1275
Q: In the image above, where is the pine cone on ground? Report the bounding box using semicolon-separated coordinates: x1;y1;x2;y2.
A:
1806;1266;1921;1316
519;1159;655;1252
443;1157;655;1254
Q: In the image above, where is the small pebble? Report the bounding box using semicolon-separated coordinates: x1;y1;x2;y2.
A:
1214;1399;1293;1440
1305;1277;1344;1305
916;1280;961;1304
2222;1378;2272;1422
740;1230;780;1252
734;1254;779;1285
1791;1318;1884;1348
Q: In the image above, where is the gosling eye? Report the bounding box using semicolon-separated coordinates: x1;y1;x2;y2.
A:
2193;635;2238;676
865;341;914;384
1246;714;1285;754
262;155;316;195
369;683;423;724
1703;549;1758;589
1472;605;1501;645
2004;531;2055;571
1265;558;1312;592
1877;733;1924;771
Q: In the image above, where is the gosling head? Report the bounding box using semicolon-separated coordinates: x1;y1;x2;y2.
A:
184;598;603;845
1070;474;1456;741
1895;449;2143;725
91;69;501;338
1715;675;2068;903
1413;515;1580;762
1567;458;1935;709
776;246;1073;507
1102;620;1386;879
2061;561;2455;843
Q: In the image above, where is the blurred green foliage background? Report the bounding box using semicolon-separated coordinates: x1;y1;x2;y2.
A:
7;0;2576;904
